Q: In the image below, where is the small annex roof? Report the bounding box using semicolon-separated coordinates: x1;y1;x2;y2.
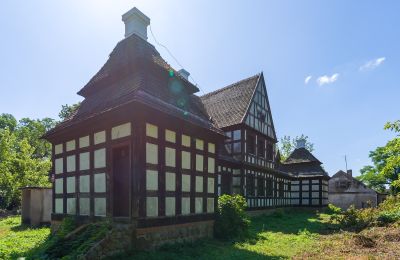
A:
200;74;261;129
44;34;220;139
279;148;329;178
283;148;321;164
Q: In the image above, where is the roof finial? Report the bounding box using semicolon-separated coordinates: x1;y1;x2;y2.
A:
296;138;306;149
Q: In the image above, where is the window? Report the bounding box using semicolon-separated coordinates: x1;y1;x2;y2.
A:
279;182;284;198
247;135;255;154
233;130;241;141
266;143;273;161
246;174;255;196
224;129;241;155
266;179;273;196
258;177;265;196
233;142;241;153
258;139;265;158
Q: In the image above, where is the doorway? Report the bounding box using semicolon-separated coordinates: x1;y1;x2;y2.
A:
112;145;130;217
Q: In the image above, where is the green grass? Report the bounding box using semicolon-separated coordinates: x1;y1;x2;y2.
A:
0;216;50;259
0;209;335;259
112;208;335;260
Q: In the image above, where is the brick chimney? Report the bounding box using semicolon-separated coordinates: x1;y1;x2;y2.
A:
122;7;150;40
347;169;352;177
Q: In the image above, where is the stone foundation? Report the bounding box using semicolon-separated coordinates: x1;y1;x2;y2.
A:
135;220;214;250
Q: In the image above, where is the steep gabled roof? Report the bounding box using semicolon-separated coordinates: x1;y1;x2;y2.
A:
200;74;261;128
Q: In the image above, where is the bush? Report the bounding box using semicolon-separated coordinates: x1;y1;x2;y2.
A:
326;203;342;215
214;194;250;239
377;211;400;225
335;205;377;230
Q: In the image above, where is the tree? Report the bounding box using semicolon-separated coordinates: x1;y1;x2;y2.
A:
59;102;81;121
0;116;55;209
356;166;386;192
0;129;51;209
358;120;400;193
279;134;314;161
16;117;57;158
0;113;17;131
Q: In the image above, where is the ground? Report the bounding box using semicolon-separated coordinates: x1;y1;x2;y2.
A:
0;216;49;259
0;209;399;259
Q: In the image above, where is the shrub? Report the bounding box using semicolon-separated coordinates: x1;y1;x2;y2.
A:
378;194;400;212
377;211;400;225
214;194;250;239
326;203;342;215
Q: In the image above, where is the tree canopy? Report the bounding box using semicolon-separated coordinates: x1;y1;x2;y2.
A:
357;120;400;193
59;102;81;121
279;134;314;161
0;114;56;209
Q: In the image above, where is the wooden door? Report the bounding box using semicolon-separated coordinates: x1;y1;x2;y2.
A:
112;146;130;217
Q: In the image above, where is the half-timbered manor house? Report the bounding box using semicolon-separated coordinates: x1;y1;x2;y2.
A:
43;7;329;244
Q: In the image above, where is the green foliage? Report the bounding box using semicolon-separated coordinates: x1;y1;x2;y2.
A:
329;195;400;230
112;209;329;259
0;113;17;131
377;211;400;224
0;113;56;209
30;217;111;259
358;120;400;193
214;194;250;239
0;216;50;259
59;102;81;121
279;134;314;161
326;203;342;215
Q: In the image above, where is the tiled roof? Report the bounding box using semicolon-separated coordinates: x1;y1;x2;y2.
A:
284;148;321;164
200;74;261;128
279;148;329;178
279;163;328;178
44;34;217;138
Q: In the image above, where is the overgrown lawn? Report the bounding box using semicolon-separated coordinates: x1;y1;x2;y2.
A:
0;216;50;259
113;209;334;259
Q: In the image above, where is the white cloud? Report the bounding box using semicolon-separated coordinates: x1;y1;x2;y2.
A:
359;57;386;71
316;73;339;86
304;75;312;84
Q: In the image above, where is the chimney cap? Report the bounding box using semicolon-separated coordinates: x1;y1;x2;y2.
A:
296;138;306;149
122;7;150;40
178;69;190;80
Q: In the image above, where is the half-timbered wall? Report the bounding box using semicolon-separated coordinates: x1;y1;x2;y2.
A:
244;79;276;140
53;122;132;218
290;178;329;207
243;169;291;209
142;122;216;220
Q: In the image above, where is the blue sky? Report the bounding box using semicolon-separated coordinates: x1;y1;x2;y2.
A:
1;0;399;176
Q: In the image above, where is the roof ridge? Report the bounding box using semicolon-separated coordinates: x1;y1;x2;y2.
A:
200;73;261;99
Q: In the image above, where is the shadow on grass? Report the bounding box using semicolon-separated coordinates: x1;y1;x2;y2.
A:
250;208;339;235
10;223;50;232
109;239;287;260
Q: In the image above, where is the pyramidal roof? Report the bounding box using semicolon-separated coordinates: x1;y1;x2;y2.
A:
279;147;329;178
283;147;321;164
200;74;261;128
44;34;218;139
